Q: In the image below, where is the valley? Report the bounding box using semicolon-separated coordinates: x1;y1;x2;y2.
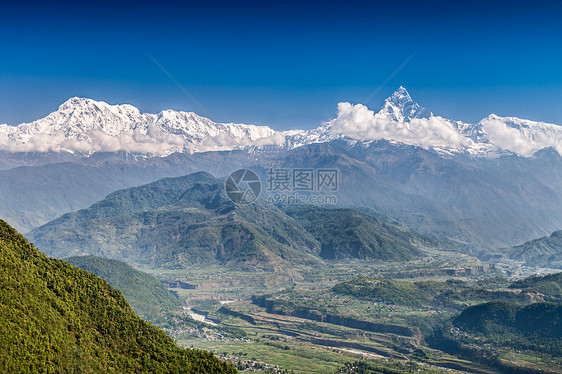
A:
3;3;562;373
15;167;562;372
9;166;562;373
127;253;561;374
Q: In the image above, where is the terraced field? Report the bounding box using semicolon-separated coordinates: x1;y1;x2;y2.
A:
137;255;559;373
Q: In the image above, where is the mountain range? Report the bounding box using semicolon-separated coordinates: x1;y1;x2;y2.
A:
2;88;562;253
28;172;439;271
1;87;561;159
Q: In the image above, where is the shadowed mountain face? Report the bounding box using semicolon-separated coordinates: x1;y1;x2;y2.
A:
0;151;257;233
507;230;562;268
28;172;435;270
0;219;236;373
4;140;562;251
253;141;562;249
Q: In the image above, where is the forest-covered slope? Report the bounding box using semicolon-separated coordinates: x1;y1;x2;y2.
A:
29;172;438;270
0;219;236;373
65;255;181;321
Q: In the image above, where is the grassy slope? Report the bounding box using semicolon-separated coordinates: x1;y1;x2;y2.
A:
332;277;527;309
0;219;236;373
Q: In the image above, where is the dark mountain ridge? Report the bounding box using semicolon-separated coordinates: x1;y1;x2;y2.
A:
507;230;562;268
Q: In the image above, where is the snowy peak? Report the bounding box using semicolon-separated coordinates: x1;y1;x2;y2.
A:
57;97;142;119
49;97;144;136
0;98;281;155
1;89;561;158
59;97;106;111
321;87;562;157
389;86;412;103
379;86;432;122
476;114;562;156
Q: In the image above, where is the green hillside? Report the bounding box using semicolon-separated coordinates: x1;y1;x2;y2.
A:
284;205;427;260
453;301;562;355
29;172;437;270
0;219;236;373
29;172;321;271
454;301;562;337
334;272;562;309
332;276;527;309
331;274;562;370
510;271;562;301
65;255;181;321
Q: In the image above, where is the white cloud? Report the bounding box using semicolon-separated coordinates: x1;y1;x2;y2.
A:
2;98;561;158
0;129;187;155
197;132;287;152
0;126;287;154
328;102;467;149
481;117;562;157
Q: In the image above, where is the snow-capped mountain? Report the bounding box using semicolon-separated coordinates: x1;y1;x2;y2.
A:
0;97;281;155
1;88;561;157
378;86;433;122
308;86;562;157
475;114;562;156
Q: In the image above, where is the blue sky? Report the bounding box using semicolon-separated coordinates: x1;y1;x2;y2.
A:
1;0;562;130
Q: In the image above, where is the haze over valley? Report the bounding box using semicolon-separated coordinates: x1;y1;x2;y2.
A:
2;1;562;372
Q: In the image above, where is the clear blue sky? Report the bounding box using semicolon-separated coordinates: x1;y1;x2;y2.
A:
1;0;562;129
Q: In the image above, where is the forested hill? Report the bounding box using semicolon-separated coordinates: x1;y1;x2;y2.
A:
0;219;236;373
65;255;181;321
454;301;562;339
29;172;439;271
283;205;429;260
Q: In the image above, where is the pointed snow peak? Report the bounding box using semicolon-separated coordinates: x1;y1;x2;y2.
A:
379;87;432;122
389;86;412;104
57;97;119;114
56;97;142;118
58;97;94;110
